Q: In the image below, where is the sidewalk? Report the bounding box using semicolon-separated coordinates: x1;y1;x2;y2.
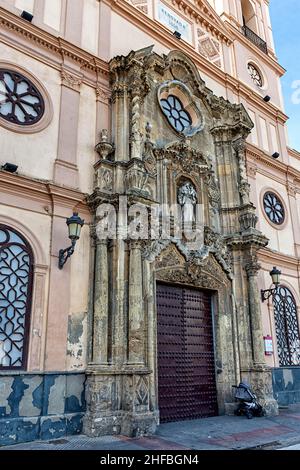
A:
2;405;300;451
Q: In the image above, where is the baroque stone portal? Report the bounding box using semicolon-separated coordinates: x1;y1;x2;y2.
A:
84;48;278;437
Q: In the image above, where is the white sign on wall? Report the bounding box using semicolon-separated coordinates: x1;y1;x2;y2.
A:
156;2;192;42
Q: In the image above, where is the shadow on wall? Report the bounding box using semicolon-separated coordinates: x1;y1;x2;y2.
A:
0;372;86;447
273;367;300;406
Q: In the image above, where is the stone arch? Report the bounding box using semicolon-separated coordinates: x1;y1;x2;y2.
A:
0;214;47;266
241;0;258;34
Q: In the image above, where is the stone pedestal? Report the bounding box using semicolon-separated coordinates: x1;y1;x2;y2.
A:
83;368;158;437
241;366;279;417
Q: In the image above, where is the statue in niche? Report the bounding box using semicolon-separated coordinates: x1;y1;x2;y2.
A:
178;181;198;225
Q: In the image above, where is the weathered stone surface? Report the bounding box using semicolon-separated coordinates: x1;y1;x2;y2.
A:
0;373;85;446
85;48;278;437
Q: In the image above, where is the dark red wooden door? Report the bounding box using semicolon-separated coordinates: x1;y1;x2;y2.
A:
157;283;218;423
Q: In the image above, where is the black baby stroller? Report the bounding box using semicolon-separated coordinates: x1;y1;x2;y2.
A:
232;382;264;419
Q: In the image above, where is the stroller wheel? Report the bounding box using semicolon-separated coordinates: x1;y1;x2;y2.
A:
245;410;253;419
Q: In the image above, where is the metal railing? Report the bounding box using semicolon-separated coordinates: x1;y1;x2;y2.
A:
242;25;268;54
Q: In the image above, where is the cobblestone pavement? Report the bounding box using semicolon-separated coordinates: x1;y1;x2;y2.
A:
2;406;300;451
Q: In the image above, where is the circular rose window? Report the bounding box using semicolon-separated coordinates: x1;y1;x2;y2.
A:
263;191;285;225
247;63;263;88
158;80;203;136
160;95;192;133
0;69;45;126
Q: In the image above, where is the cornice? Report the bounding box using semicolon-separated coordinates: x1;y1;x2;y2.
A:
225;22;286;77
259;247;300;271
0;7;109;80
246;143;300;191
161;0;233;44
288;147;300;162
109;1;288;124
0;4;289;124
0;171;89;214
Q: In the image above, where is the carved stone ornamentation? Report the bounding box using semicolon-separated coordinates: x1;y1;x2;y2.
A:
154;140;208;174
156;249;229;291
85;48;278;440
135;376;149;409
245;254;261;277
94;154;114;193
204;168;221;209
96;85;111;104
142;123;157;176
61;69;82;92
95;130;114;160
239;205;258;232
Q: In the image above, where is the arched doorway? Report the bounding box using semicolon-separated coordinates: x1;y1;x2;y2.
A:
273;286;300;366
157;282;218;422
0;224;34;369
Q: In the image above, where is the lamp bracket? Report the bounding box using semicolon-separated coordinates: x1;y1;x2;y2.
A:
58;239;77;270
261;287;278;303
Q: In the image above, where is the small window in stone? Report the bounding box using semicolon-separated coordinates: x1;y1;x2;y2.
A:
247;63;263;88
263;192;285;225
0;69;45;126
160;95;192;133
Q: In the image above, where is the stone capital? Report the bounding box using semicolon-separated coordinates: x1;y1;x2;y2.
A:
245;258;261;277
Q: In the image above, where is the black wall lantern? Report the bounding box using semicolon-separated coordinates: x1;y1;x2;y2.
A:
58;213;84;269
261;266;281;302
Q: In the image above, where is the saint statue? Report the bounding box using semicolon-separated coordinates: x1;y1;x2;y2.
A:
178;182;198;225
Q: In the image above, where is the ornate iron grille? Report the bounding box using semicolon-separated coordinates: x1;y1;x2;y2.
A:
0;225;33;369
242;25;268;54
273;286;300;366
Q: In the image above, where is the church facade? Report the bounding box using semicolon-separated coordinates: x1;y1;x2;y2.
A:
0;0;300;445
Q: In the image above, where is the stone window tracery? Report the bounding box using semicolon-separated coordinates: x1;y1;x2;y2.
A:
160;95;192;133
0;69;45;126
263;192;285;225
247;63;263;87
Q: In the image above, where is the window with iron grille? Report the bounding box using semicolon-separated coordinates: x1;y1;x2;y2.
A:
0;225;33;369
273;286;300;366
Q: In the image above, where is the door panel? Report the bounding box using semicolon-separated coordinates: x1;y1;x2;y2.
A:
157;283;218;423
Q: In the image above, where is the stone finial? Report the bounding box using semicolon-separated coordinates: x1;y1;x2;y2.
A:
95;129;114;160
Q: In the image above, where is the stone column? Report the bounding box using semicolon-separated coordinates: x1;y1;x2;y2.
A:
111;86;129;162
244;257;279;416
245;259;266;366
128;241;145;366
92;239;109;365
